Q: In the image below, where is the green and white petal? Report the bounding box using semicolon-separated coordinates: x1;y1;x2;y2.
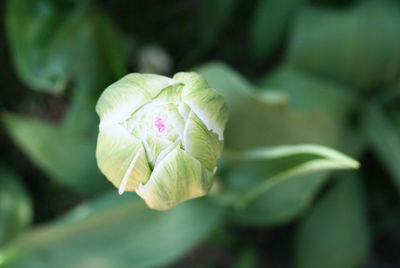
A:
96;73;177;126
178;102;191;120
167;106;186;138
183;112;223;171
173;72;209;96
96;124;151;192
151;84;183;105
182;87;228;140
136;147;213;210
139;74;178;98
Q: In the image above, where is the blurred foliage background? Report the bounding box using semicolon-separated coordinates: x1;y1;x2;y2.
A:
1;0;400;267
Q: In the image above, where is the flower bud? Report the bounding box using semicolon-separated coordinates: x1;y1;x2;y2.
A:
95;72;228;210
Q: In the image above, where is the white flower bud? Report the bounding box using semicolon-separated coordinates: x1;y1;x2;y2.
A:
96;72;228;210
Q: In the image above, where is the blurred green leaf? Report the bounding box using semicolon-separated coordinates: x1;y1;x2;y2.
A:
196;62;339;150
294;173;370;268
233;245;260;268
259;65;364;156
0;193;223;268
259;65;356;120
97;15;130;79
238;146;358;207
231;172;329;227
197;62;354;226
2;106;108;195
6;0;80;93
250;0;307;61
286;0;400;90
183;0;240;65
6;0;129;93
226;144;359;226
227;144;359;166
0;166;32;248
199;0;239;44
364;103;400;194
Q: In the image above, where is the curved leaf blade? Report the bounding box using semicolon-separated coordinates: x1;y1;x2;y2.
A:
0;193;223;268
0;167;32;248
294;174;370;268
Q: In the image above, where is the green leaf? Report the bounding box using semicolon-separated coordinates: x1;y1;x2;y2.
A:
231;172;329;227
250;0;308;60
226;144;359;167
2;110;109;195
183;0;240;65
258;65;356;120
97;15;130;79
239;158;356;208
294;173;370;268
199;0;239;42
225;144;359;225
6;0;78;93
233;245;260;268
364;103;400;194
6;0;129;93
286;0;400;90
0;193;223;268
258;65;365;157
196;62;339;150
197;62;360;226
0;167;32;248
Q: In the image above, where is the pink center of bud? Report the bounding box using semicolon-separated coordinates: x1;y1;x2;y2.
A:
154;115;166;133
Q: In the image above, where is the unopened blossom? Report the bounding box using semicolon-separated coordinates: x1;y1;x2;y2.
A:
95;72;228;210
